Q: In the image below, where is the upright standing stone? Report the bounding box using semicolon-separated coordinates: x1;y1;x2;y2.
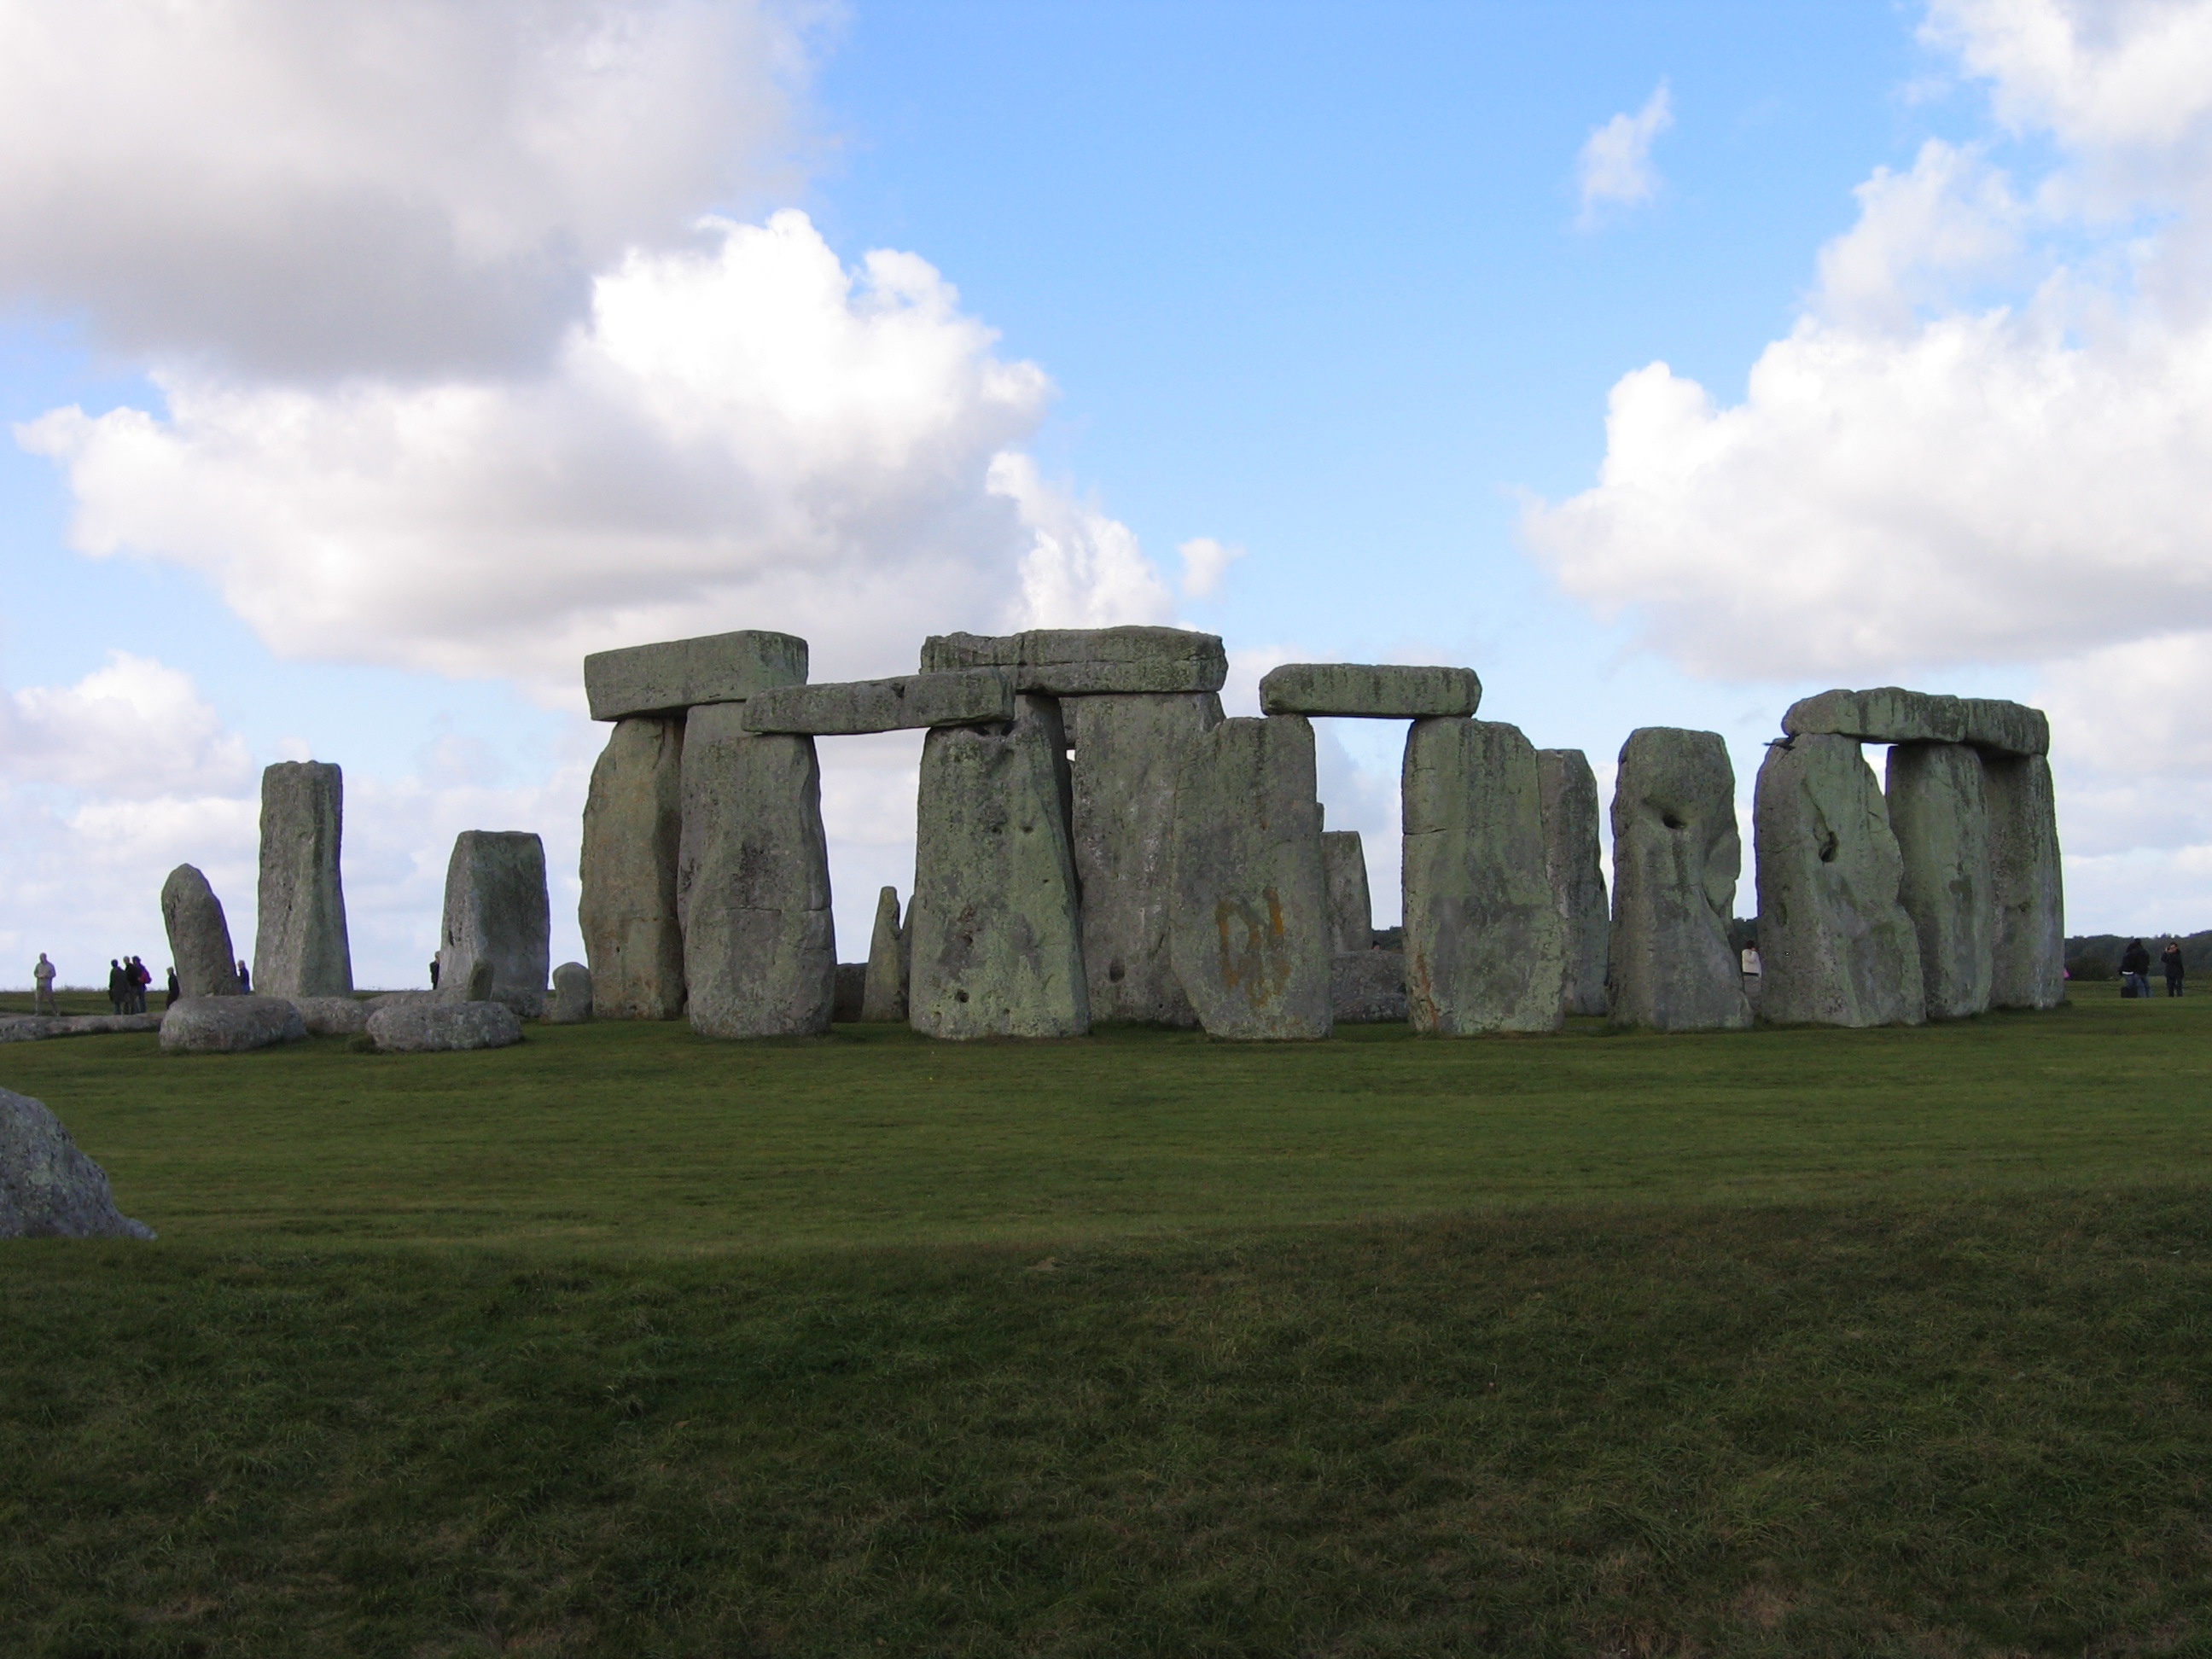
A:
1886;742;1994;1020
160;864;241;998
1321;830;1373;957
861;887;907;1022
679;704;835;1039
1065;691;1225;1024
1983;754;2065;1009
910;696;1089;1039
545;962;594;1024
1402;719;1567;1033
1168;715;1331;1039
1606;729;1750;1031
579;716;686;1019
1538;749;1609;1017
1753;735;1925;1027
253;760;352;998
439;831;551;1017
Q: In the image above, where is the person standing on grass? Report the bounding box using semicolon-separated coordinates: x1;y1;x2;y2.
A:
2162;940;2186;998
2121;940;2152;999
33;952;55;1016
129;956;151;1013
106;958;125;1014
165;965;180;1008
236;958;251;993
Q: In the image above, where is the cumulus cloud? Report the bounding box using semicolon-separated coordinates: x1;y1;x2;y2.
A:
20;212;1173;696
1175;536;1247;600
0;0;821;379
1575;82;1673;227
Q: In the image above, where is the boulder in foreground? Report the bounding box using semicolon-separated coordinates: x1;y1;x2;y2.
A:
160;995;308;1054
366;1000;524;1053
1;1086;154;1238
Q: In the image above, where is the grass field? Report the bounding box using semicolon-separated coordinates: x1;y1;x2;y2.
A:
3;992;2209;1656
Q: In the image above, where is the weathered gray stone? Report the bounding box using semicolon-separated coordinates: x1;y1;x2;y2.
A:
289;996;369;1036
921;626;1226;695
1782;687;2051;758
832;963;866;1022
1168;714;1331;1040
1886;742;1994;1021
544;962;593;1024
1065;692;1225;1025
1606;728;1750;1032
0;1014;164;1043
910;696;1089;1039
160;994;309;1053
365;999;524;1052
1;1086;154;1239
160;864;241;998
742;669;1013;736
438;831;550;1019
1538;748;1610;1018
1401;719;1566;1033
1322;830;1374;958
253;760;353;998
579;716;686;1020
1753;735;1926;1027
1331;951;1408;1023
584;630;808;721
1984;754;2065;1009
679;704;835;1039
463;959;495;1003
1258;663;1481;719
861;888;907;1022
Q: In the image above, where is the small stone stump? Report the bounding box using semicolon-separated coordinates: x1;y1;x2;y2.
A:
544;963;593;1024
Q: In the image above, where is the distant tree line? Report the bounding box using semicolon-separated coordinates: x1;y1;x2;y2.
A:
2064;931;2211;981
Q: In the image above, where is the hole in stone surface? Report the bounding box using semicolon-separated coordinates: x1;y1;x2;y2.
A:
954;989;969;1004
1108;960;1126;983
1662;812;1685;830
1818;832;1839;863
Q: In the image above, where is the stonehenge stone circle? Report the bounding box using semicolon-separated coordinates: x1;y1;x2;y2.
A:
1065;690;1225;1025
160;995;309;1054
366;999;524;1053
439;831;551;1018
253;760;352;998
1753;734;1926;1027
1886;742;1994;1020
1168;714;1332;1039
1321;830;1375;957
160;863;241;998
1331;950;1407;1023
680;704;836;1039
910;696;1090;1039
1606;728;1750;1032
1258;663;1481;719
579;715;687;1020
585;629;807;721
1984;754;2065;1009
922;626;1227;695
1402;718;1566;1033
1538;748;1609;1018
545;962;594;1024
1;1086;154;1239
289;996;370;1036
1784;687;2047;758
742;669;1014;736
861;887;908;1022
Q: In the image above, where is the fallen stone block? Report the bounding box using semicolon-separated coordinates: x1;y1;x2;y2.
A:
1606;728;1750;1032
160;995;309;1054
544;962;593;1024
1984;754;2065;1009
922;626;1226;696
861;887;908;1022
1402;718;1566;1033
1887;742;1994;1021
254;760;353;998
289;997;370;1036
1257;663;1481;719
1539;748;1610;1018
1;1086;154;1239
1168;714;1332;1040
1331;951;1407;1023
366;999;525;1052
160;864;241;998
1753;734;1925;1027
584;629;808;721
742;669;1013;735
579;715;687;1020
0;1015;165;1044
438;831;550;1018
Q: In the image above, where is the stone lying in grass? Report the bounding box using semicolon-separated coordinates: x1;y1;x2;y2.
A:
289;997;370;1036
160;995;308;1054
0;1086;154;1238
0;1014;165;1043
365;999;523;1053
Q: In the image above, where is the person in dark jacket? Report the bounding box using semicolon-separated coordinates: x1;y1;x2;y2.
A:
2162;940;2186;997
236;959;251;993
107;958;125;1014
2121;940;2152;998
165;965;180;1008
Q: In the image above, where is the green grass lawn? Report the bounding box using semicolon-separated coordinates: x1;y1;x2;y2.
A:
3;995;2209;1656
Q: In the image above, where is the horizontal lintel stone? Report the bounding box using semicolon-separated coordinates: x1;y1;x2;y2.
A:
585;630;808;721
1258;662;1481;719
1781;686;2047;757
742;669;1015;735
920;626;1226;695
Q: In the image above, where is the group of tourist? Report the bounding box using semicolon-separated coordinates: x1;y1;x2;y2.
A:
2119;940;2188;998
26;952;255;1016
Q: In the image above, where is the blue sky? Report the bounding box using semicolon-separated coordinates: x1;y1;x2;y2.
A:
2;0;2208;987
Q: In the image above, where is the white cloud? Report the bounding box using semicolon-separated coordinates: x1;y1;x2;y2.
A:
0;651;253;800
1575;82;1674;228
0;0;822;379
19;212;1173;697
1175;535;1247;599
